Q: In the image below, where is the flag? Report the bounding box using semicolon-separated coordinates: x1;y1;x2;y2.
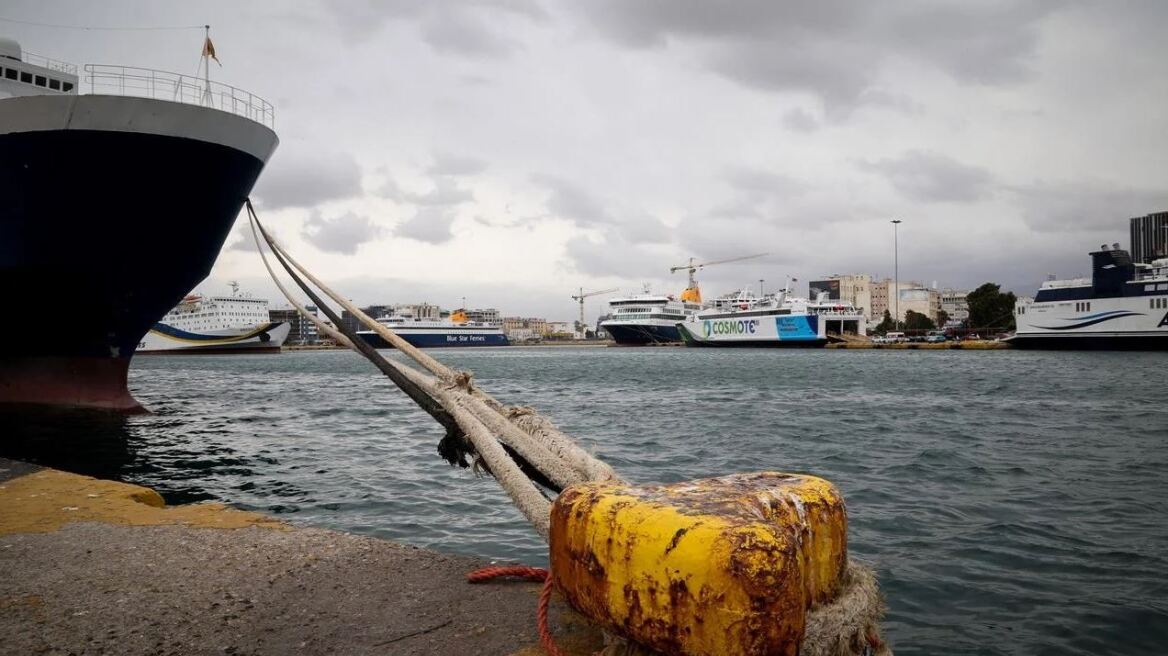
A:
202;36;221;66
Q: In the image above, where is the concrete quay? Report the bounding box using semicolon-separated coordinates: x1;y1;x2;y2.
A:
0;458;604;656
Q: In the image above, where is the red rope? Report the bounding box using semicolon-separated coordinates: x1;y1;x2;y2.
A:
467;566;566;656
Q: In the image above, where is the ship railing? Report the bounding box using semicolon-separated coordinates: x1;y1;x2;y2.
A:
83;64;275;129
21;51;78;76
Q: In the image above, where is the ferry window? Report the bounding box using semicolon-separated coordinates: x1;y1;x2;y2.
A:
20;71;31;83
62;82;74;92
1;68;10;80
34;75;46;87
49;78;60;90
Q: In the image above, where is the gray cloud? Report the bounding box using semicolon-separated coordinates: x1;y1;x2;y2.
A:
532;174;613;226
858;151;994;203
428;153;490;177
401;178;475;206
396;207;458;244
420;11;518;58
564;232;672;279
253;149;362;210
327;0;545;55
575;1;1061;111
1010;182;1168;234
723;167;809;198
782;108;821;133
301;211;382;254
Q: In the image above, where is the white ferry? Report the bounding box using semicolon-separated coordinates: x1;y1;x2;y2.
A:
357;308;509;348
139;285;289;354
600;290;703;345
678;286;867;348
1008;244;1168;350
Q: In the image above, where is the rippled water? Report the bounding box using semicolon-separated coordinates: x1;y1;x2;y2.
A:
4;347;1167;654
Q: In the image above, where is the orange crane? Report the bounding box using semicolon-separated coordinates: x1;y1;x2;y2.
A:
571;287;618;336
669;253;767;303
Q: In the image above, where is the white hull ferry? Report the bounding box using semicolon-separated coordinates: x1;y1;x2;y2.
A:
678;287;866;348
600;290;703;345
357;308;509;348
1008;245;1168;350
139;286;289;354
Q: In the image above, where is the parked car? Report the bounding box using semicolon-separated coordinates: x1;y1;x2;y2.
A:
885;331;908;344
963;333;982;341
924;330;947;343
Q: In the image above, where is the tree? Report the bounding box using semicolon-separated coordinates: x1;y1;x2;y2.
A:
873;309;896;335
904;310;935;331
935;309;950;328
966;283;1017;331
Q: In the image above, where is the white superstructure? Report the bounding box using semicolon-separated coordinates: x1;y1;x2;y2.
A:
138;286;289;353
600;290;703;345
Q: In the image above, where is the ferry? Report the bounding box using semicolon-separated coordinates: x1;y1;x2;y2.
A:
678;286;867;348
0;36;277;408
138;285;290;354
600;290;703;345
1008;244;1168;350
357;308;509;348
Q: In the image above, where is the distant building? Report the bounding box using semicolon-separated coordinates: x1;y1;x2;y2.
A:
341;304;390;334
464;307;501;324
1130;211;1168;264
939;289;970;324
545;321;574;338
503;317;549;338
820;274;872;320
871;279;941;323
269;305;319;345
397;302;441;320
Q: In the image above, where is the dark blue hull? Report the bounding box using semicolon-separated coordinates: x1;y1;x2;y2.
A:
603;323;681;345
358;331;510;348
0;129;267;408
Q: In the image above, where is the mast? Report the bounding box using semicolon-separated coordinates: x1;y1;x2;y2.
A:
200;25;212;106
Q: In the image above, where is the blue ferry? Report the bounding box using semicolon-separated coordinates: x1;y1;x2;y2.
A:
356;309;509;348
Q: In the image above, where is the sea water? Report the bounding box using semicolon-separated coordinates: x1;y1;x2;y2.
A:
5;347;1167;655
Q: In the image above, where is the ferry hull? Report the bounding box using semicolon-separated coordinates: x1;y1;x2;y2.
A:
602;323;681;345
0;95;277;409
1005;333;1168;350
678;315;830;348
358;332;510;348
0;356;139;411
137;322;291;355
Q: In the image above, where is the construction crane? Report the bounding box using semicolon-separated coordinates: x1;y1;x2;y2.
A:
571;287;618;336
669;253;767;303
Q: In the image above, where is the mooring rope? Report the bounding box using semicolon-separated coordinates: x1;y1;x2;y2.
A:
245;201;628;537
246;201;617;485
467;566;566;656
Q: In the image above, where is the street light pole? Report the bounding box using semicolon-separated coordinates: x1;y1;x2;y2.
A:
759;279;765;297
891;219;902;329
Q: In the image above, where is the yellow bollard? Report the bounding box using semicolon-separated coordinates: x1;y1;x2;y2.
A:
549;472;848;656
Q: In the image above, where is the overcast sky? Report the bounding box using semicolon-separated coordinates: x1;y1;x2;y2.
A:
7;1;1167;319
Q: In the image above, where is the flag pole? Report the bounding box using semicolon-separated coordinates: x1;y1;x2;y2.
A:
201;25;212;106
